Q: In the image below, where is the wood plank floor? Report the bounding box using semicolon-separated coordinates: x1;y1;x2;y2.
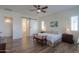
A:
7;37;79;53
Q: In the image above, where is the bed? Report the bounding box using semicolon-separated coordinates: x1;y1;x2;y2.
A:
35;33;62;47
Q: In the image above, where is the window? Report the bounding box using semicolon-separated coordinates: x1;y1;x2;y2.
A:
71;16;78;31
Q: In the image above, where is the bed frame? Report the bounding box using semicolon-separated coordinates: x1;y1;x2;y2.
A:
33;34;47;45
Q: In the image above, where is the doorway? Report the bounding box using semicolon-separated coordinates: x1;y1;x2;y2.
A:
4;16;13;51
30;20;39;37
21;17;30;49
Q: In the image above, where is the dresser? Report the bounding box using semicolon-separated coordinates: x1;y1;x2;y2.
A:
0;43;6;53
62;33;74;44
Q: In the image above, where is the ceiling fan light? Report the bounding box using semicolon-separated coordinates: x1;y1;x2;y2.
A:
37;9;41;13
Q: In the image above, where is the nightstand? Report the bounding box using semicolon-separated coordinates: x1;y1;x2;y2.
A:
62;33;74;44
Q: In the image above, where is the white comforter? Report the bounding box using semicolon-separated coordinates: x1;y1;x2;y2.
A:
38;33;62;43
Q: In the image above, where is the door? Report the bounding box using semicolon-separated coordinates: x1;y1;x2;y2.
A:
30;20;38;36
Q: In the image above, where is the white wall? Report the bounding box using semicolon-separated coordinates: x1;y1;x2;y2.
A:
39;7;79;42
0;9;26;39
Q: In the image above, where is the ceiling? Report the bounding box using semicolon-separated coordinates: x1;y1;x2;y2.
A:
0;5;78;19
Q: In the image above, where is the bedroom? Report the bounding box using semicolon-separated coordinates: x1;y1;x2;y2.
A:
0;5;79;53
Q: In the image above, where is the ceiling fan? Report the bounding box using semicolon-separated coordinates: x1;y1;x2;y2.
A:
31;5;48;13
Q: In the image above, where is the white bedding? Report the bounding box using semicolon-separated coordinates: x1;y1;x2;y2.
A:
38;33;62;46
47;34;62;43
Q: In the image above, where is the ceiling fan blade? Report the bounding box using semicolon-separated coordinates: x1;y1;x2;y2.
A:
33;5;38;8
33;5;40;9
38;5;40;8
37;5;41;9
41;6;48;9
41;9;46;13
